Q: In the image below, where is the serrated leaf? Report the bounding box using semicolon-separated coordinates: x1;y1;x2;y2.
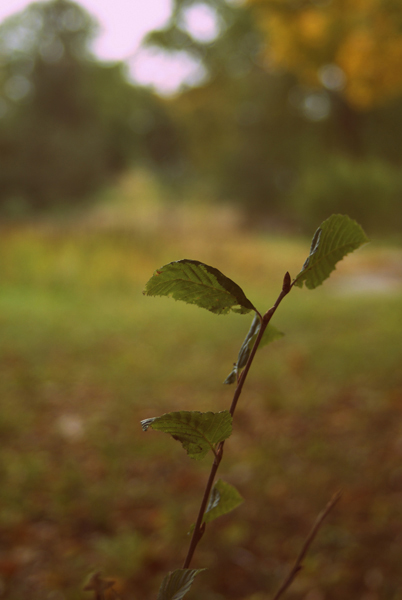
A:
143;259;256;315
224;313;284;384
141;410;233;460
204;479;244;524
157;568;206;600
294;214;369;289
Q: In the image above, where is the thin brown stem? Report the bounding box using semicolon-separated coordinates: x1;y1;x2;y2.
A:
272;490;342;600
182;274;293;570
182;445;223;568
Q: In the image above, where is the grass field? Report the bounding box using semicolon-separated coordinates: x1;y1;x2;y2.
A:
1;173;402;599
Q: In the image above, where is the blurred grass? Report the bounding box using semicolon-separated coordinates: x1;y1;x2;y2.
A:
1;171;402;599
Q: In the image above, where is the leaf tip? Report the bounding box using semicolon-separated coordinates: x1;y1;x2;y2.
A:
140;418;154;431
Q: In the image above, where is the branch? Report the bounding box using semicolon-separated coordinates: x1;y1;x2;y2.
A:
183;275;292;570
182;445;223;569
272;490;342;600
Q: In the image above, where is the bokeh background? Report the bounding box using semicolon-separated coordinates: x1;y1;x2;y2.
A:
1;1;402;598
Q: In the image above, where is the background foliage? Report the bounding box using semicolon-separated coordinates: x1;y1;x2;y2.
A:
0;0;180;214
1;0;402;233
140;0;402;234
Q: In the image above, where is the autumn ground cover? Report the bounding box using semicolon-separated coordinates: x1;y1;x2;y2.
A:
1;173;402;599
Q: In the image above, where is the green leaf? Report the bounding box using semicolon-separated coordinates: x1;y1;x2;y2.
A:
157;568;206;600
143;259;256;315
189;479;244;533
224;313;284;384
204;479;244;524
294;214;369;289
141;410;233;460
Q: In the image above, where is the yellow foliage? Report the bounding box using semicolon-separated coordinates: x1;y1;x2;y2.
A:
247;0;402;109
298;9;329;47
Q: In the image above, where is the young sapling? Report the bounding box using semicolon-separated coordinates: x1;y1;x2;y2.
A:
88;215;369;600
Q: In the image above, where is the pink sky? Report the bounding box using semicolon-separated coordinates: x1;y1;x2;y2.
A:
0;0;218;94
0;0;191;94
0;0;172;59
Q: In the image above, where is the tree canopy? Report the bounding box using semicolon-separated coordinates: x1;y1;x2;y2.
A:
1;0;402;234
140;0;402;233
247;0;402;110
0;0;181;214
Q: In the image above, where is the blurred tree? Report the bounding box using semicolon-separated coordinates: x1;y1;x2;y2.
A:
246;0;402;158
144;0;402;233
143;0;328;220
0;0;181;214
247;0;402;110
